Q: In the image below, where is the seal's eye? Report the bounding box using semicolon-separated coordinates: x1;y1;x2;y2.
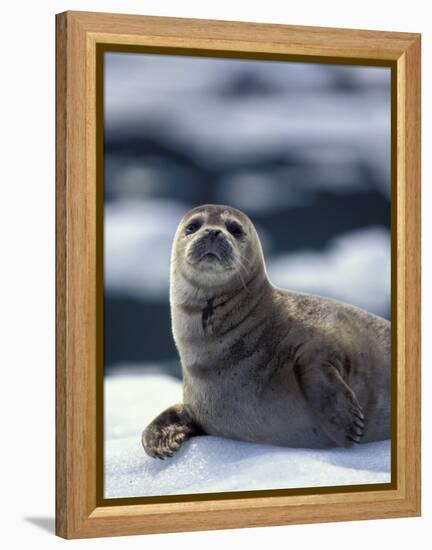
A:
185;220;202;235
225;220;244;238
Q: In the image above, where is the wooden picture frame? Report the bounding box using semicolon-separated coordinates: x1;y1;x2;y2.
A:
55;10;421;539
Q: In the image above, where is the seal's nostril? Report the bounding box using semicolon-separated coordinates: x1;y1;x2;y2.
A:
206;229;221;238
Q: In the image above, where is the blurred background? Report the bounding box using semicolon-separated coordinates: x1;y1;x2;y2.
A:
103;52;391;379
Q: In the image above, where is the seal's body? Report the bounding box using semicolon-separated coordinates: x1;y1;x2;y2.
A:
142;205;390;458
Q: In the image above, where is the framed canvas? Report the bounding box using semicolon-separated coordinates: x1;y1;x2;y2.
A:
55;11;421;539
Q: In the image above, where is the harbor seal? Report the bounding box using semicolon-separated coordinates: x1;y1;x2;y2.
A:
142;204;390;458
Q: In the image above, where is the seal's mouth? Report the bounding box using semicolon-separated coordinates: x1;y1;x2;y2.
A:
200;252;220;262
187;233;235;268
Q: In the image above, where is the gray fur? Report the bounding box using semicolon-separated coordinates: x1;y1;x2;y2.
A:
142;204;390;459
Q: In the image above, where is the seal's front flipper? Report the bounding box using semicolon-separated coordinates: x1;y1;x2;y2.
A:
296;362;365;448
142;404;203;459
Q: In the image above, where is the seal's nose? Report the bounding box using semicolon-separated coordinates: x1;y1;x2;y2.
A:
205;228;221;239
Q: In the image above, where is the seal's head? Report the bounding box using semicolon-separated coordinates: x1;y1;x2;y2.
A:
171;204;265;293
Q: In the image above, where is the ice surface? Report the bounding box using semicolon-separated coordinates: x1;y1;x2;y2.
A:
104;372;391;499
267;226;390;317
104;55;390;167
104;199;188;301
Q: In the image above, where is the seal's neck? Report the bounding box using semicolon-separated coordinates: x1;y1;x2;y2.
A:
170;264;267;308
170;265;273;344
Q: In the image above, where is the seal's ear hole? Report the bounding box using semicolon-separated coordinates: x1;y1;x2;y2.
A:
225;220;244;239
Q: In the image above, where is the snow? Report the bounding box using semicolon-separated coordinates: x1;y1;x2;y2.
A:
105;53;389;113
267;227;390;317
105;54;390;191
104;372;391;499
104;199;189;300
